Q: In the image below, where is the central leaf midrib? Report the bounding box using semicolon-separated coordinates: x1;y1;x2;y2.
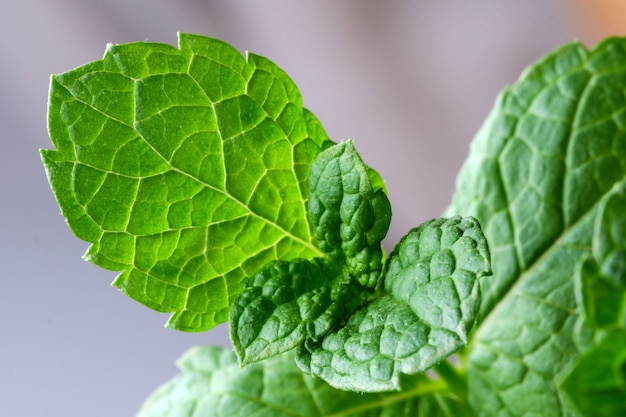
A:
187;58;320;258
472;178;625;343
61;81;323;258
474;62;596;338
324;378;450;417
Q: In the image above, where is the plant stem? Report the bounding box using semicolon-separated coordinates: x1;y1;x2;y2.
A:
433;359;468;399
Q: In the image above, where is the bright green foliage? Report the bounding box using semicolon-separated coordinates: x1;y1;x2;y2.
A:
229;257;366;365
137;345;476;417
41;33;332;332
447;38;626;416
42;33;626;417
297;217;490;392
230;141;391;366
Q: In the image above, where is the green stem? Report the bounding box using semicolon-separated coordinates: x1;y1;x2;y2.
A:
433;359;468;399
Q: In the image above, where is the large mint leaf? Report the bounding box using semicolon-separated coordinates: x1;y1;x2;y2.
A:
575;256;626;330
41;33;332;331
297;217;490;392
576;186;626;330
137;345;477;417
230;141;390;364
447;38;626;416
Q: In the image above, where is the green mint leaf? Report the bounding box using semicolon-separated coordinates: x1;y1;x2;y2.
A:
40;33;332;332
593;184;626;287
575;256;626;330
447;38;626;415
297;216;490;392
137;346;477;417
561;330;626;417
230;141;390;364
229;258;369;365
308;140;392;288
568;186;626;417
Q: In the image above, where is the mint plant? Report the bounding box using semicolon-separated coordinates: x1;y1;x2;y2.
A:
41;34;626;416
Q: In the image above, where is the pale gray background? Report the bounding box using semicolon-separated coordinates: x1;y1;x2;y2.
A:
0;1;612;416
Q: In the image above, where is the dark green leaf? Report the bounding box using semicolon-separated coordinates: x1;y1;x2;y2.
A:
593;184;626;287
561;330;626;417
229;258;369;365
575;256;626;329
308;140;392;288
297;217;490;392
230;141;390;364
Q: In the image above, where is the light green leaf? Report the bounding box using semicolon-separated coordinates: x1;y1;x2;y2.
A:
297;217;490;392
448;38;626;416
137;345;477;417
230;141;390;364
41;33;332;331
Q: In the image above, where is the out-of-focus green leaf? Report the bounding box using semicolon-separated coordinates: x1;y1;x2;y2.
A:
137;345;477;417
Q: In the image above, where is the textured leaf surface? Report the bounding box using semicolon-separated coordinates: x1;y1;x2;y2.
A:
137;345;477;417
564;186;626;417
297;217;490;392
41;33;332;331
230;141;390;364
229;258;368;365
308;140;392;288
447;38;626;416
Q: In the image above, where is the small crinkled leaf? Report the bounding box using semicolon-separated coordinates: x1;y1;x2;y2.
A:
575;255;626;329
308;140;392;288
229;258;369;365
230;141;389;364
137;345;477;417
297;216;490;392
40;33;332;331
447;37;626;416
593;184;626;287
561;330;626;417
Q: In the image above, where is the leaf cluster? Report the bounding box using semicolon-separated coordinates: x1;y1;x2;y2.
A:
42;34;626;416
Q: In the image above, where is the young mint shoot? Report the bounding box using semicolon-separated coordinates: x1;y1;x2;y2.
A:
41;33;626;416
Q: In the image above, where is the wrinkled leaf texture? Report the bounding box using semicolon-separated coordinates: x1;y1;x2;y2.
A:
142;36;626;417
41;33;332;332
229;141;488;392
43;32;626;417
447;38;626;416
230;141;392;366
297;216;490;392
137;346;475;417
